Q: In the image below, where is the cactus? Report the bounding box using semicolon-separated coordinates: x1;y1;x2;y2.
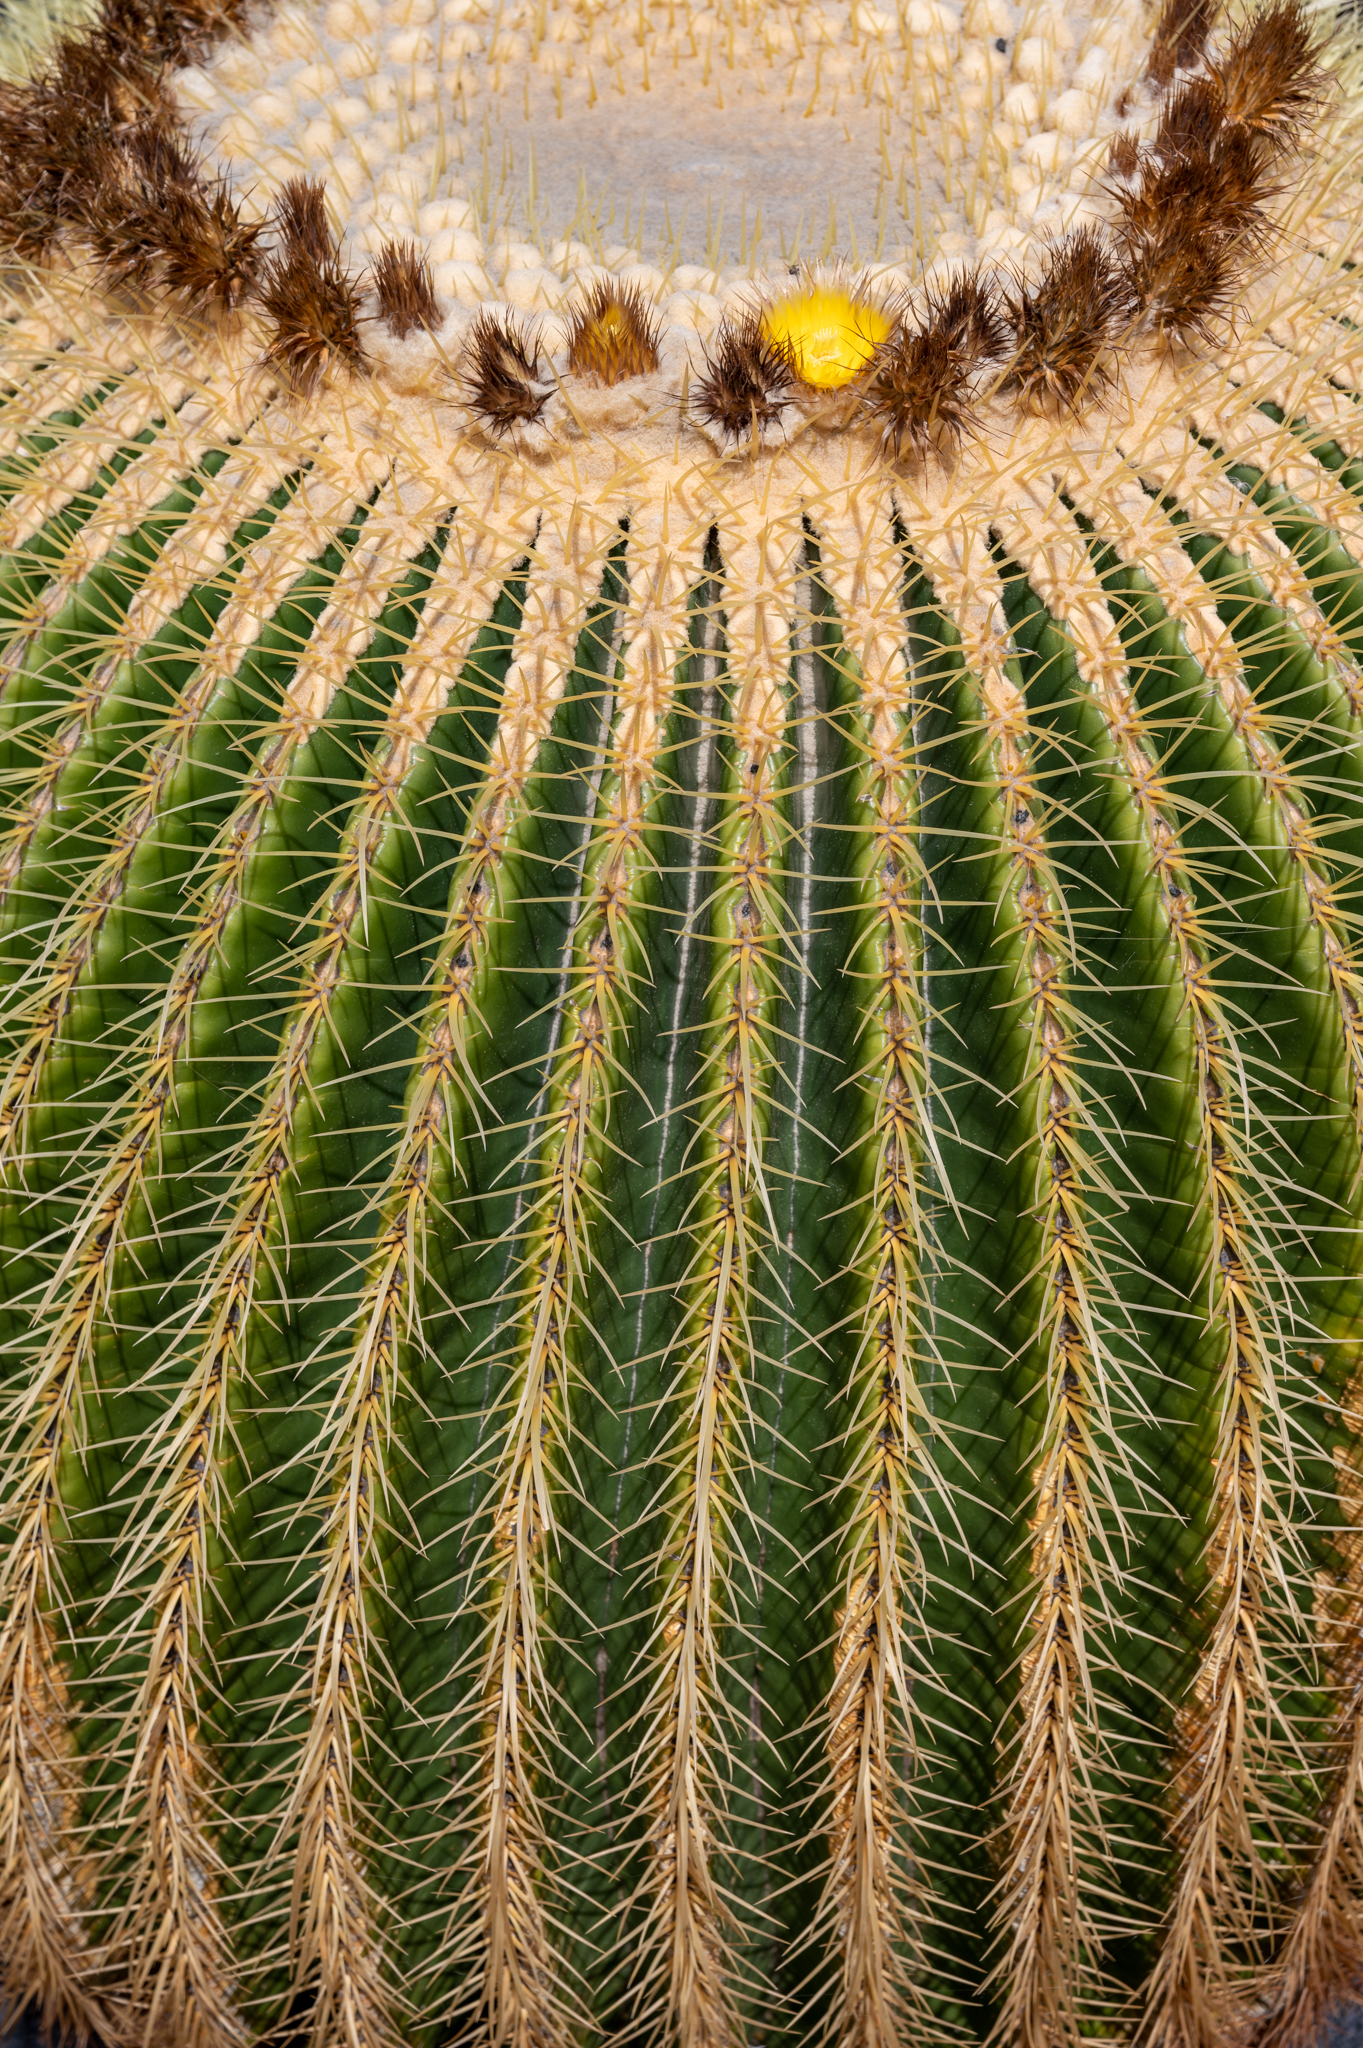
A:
5;0;1363;2043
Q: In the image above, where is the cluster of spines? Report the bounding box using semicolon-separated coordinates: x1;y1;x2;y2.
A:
800;486;946;2048
976;452;1339;2048
620;499;806;2046
431;495;627;2048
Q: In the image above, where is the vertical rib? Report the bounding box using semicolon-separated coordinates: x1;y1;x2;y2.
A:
902;501;1120;2047
627;489;804;2048
1024;461;1306;2048
801;477;946;2048
267;477;555;2048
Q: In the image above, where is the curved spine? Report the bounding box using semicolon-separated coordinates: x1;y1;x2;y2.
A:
0;354;273;579
1063;442;1363;1175
907;506;1121;2047
802;482;945;2048
995;470;1307;2048
1110;413;1356;684
627;494;803;2048
0;353;199;552
0;331;145;464
459;493;701;2048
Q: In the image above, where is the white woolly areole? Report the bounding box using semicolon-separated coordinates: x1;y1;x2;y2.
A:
175;0;1148;304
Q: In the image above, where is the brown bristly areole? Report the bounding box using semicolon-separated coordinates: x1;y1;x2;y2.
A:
260;175;368;394
565;279;663;385
1003;225;1131;415
859;270;1005;461
691;310;797;447
1147;0;1217;87
372;236;440;338
76;113;264;312
461;307;554;435
1208;0;1329;137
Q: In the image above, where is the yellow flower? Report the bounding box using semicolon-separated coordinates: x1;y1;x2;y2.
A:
759;284;891;389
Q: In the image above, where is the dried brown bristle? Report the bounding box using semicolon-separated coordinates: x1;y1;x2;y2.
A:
155;178;263;313
565;280;662;386
1147;0;1216;86
260;175;367;394
1107;129;1141;183
1209;0;1326;144
0;29;165;260
79;105;263;311
860;270;1005;461
1156;75;1228;162
1004;226;1132;414
1115;104;1280;344
462;309;552;433
692;312;795;445
372;238;440;338
97;0;253;67
273;174;335;271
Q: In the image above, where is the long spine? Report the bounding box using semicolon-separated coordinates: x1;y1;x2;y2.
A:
630;501;803;2048
911;520;1120;2046
806;486;942;2048
1002;474;1301;2048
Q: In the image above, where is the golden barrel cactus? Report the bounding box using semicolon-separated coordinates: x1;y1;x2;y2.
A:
2;0;1363;2042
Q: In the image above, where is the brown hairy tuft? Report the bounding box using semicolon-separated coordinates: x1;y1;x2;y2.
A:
96;0;255;68
75;112;262;311
565;280;662;385
1155;74;1228;162
1114;65;1285;345
0;31;164;260
1209;0;1327;144
461;309;553;433
1107;129;1141;183
1147;0;1216;86
859;270;1005;461
372;237;440;338
155;177;263;314
273;174;334;271
1003;226;1132;413
260;176;367;394
0;0;254;265
692;312;795;445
